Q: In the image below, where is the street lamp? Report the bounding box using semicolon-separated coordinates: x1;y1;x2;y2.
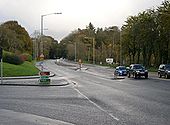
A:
109;27;121;65
41;12;62;36
84;37;95;64
40;12;62;56
75;42;77;62
68;41;77;62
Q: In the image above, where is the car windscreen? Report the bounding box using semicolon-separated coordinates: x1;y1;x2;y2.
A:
133;65;145;70
166;65;170;70
119;67;126;70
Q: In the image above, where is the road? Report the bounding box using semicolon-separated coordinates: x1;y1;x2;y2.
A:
0;59;170;125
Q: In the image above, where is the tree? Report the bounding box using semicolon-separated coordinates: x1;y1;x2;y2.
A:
60;23;121;64
121;0;170;67
0;21;32;54
157;0;170;64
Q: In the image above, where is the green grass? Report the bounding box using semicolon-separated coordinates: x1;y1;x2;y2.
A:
148;67;158;72
2;61;39;77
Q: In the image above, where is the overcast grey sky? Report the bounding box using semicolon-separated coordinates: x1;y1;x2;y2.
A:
0;0;164;41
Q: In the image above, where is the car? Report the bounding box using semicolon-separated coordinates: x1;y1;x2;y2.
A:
114;66;127;76
128;64;148;79
158;64;170;79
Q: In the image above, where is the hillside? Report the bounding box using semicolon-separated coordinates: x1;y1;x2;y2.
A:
0;21;32;54
2;61;39;77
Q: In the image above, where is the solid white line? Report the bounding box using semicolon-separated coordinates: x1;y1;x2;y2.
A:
73;85;120;121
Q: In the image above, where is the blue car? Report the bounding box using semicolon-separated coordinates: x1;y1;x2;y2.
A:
114;66;127;76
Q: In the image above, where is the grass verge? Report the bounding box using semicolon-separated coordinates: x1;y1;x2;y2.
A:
2;61;39;77
148;67;158;72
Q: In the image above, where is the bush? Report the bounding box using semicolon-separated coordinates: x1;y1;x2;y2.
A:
3;51;24;65
20;53;32;62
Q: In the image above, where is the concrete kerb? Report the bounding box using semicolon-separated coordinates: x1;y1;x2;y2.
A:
2;73;55;80
0;82;69;86
1;73;70;86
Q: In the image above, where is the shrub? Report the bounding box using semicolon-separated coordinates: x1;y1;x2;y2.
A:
3;51;24;65
20;53;32;62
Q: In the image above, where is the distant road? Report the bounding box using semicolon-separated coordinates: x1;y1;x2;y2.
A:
0;59;169;125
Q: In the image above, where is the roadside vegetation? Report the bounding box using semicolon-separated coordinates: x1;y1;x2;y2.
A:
0;50;39;77
0;21;40;77
3;61;39;77
59;0;170;68
0;1;169;74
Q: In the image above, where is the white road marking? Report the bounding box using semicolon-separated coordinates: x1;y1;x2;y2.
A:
72;82;120;121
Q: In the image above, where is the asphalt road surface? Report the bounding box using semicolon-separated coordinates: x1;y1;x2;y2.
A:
0;59;169;125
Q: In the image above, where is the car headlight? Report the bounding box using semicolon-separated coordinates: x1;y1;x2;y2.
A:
145;70;148;72
167;71;170;73
119;71;122;73
136;71;140;73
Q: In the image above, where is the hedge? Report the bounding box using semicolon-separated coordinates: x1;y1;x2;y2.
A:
3;51;24;65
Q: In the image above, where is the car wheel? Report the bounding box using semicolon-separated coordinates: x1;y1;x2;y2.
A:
165;74;170;79
158;73;162;78
128;73;131;78
167;75;170;79
145;75;148;79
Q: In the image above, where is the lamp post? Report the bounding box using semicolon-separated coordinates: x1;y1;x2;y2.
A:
85;44;91;62
40;12;62;56
75;42;77;62
120;31;122;65
108;28;116;60
41;12;62;36
109;27;121;65
0;47;3;84
84;37;95;64
92;38;95;64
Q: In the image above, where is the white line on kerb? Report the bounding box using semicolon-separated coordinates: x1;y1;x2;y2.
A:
73;85;119;121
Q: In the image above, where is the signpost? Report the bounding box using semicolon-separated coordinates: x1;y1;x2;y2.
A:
106;58;113;64
0;47;3;84
39;53;44;61
78;59;82;70
39;71;51;85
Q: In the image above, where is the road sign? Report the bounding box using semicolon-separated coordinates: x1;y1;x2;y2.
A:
39;71;50;85
40;71;50;76
39;79;51;84
40;76;49;79
106;58;113;64
39;53;44;60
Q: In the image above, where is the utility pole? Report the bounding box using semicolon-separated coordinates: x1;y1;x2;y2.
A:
75;42;77;62
93;38;95;64
84;37;95;64
0;47;3;84
120;31;122;65
88;47;90;62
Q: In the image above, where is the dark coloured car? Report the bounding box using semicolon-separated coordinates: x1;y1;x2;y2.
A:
158;64;170;79
128;64;148;79
114;66;127;76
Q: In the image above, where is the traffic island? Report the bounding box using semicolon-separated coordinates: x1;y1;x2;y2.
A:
1;71;69;86
0;79;69;86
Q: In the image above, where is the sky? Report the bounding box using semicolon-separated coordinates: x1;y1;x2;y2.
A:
0;0;164;41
